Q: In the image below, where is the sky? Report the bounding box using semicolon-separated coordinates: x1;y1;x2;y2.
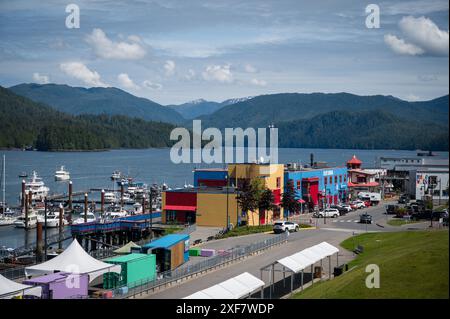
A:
0;0;448;105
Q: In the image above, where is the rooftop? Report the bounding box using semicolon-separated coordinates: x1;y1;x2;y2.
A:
106;253;150;263
142;234;190;249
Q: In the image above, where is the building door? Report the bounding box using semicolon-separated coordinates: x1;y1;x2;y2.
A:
259;209;266;225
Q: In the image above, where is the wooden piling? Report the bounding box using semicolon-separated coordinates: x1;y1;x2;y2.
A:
24;191;29;230
59;204;64;250
21;180;26;213
36;222;43;263
84;193;88;223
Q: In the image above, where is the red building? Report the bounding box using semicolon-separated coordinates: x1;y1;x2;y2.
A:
347;155;379;194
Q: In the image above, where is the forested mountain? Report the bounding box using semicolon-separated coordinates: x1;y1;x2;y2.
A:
168;99;223;119
0;87;176;151
276;110;449;150
9;83;184;124
168;96;253;119
198;92;449;129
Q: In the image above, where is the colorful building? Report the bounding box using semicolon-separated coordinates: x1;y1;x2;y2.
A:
162;163;284;227
346;155;379;194
284;166;348;211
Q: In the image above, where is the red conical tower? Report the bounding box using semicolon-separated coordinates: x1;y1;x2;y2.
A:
347;155;362;170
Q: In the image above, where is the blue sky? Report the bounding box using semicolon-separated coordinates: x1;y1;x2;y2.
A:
0;0;448;104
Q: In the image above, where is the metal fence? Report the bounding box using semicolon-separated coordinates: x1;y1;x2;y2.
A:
112;232;288;299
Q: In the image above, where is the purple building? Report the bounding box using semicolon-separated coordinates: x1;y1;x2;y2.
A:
23;272;89;299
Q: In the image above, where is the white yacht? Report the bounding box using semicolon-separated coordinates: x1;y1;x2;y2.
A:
0;214;16;226
37;211;68;228
14;211;38;228
72;212;97;225
54;166;70;181
24;171;49;201
106;205;129;219
104;192;117;203
111;171;122;180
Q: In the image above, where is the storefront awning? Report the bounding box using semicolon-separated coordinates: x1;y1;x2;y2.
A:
164;205;197;211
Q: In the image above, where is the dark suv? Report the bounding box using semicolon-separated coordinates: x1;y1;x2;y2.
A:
330;205;348;216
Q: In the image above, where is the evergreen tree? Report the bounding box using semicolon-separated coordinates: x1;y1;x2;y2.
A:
281;179;300;220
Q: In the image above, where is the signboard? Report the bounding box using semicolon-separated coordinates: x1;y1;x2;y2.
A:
323;170;333;176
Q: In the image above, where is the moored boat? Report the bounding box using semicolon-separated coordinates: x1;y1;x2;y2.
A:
54;166;70;181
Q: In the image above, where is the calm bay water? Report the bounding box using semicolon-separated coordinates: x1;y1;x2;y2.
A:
0;147;448;248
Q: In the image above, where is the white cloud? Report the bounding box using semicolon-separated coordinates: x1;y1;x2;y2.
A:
117;73;140;90
86;28;146;60
250;78;267;87
185;69;196;80
164;60;176;76
142;80;162;90
202;64;233;83
384;34;424;56
244;64;258;73
60;62;107;87
399;16;449;56
32;72;49;84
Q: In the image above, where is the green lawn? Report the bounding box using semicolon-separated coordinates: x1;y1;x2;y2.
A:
387;219;422;226
293;230;449;299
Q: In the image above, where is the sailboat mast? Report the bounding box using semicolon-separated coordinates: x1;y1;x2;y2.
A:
2;154;5;208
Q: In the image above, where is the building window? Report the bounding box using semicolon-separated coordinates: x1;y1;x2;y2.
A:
339;175;342;183
324;177;327;185
334;176;337;184
297;180;301;189
276;177;281;188
329;176;332;184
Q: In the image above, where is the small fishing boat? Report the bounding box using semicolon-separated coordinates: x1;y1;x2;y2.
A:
54;166;70;181
18;172;28;178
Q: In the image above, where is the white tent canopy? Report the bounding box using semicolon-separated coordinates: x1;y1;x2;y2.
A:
277;241;339;273
25;239;121;283
184;272;264;299
0;274;42;299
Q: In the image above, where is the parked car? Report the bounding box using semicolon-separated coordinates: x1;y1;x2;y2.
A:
412;210;446;221
273;221;299;233
359;213;373;224
341;204;352;212
385;205;398;215
329;205;348;216
314;208;340;218
351;200;366;209
398;194;410;204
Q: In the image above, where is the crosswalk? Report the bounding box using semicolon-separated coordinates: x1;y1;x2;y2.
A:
331;219;360;223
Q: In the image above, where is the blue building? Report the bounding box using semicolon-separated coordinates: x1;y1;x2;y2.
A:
284;166;348;210
193;168;228;187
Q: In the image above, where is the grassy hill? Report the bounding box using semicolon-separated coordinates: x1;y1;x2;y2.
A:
293;230;449;299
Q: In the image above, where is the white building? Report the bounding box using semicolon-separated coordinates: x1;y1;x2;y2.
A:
407;168;449;203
